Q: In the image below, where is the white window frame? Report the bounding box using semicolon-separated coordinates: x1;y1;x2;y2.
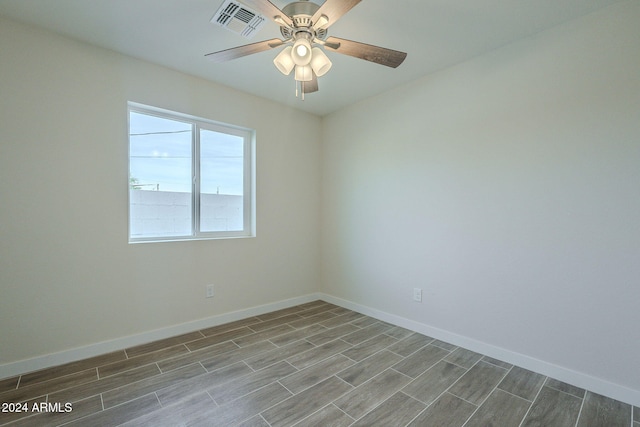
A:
128;102;255;243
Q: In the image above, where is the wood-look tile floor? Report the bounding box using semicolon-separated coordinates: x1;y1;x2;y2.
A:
1;300;637;427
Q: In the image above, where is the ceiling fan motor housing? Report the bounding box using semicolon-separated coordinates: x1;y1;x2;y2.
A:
279;1;327;41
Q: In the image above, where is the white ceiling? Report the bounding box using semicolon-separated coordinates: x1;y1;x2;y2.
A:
0;0;625;116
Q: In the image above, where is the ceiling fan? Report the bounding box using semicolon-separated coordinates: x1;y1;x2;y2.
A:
205;0;407;98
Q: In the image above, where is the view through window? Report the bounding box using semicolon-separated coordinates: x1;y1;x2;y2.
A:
128;104;253;242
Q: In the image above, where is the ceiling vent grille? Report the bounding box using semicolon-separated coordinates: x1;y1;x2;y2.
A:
211;0;266;39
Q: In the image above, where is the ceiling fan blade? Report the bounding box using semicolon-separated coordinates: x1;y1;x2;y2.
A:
303;72;319;94
205;39;284;63
324;37;407;68
240;0;293;27
311;0;362;29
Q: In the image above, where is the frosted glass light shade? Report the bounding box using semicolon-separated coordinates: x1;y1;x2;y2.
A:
292;38;312;66
273;46;295;75
310;47;332;77
294;65;313;82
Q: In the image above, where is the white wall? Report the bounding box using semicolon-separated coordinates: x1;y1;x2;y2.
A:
321;1;640;402
0;17;321;366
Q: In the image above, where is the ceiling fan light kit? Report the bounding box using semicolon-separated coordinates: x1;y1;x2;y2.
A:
206;0;407;98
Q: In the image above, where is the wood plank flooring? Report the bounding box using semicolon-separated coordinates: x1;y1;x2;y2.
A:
0;300;635;426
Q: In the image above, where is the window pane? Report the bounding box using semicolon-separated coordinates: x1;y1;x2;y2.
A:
199;128;244;232
129;111;192;238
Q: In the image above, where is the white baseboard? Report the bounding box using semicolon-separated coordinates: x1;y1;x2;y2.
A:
0;293;322;380
3;292;638;407
318;293;640;408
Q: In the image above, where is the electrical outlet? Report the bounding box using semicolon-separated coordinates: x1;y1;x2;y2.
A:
206;284;215;298
413;288;422;302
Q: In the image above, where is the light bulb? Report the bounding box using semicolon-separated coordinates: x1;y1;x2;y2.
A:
296;44;308;57
292;38;312;66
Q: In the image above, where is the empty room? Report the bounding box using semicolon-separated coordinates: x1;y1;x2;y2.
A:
0;0;639;426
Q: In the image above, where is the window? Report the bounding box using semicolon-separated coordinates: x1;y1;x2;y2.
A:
128;103;254;242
